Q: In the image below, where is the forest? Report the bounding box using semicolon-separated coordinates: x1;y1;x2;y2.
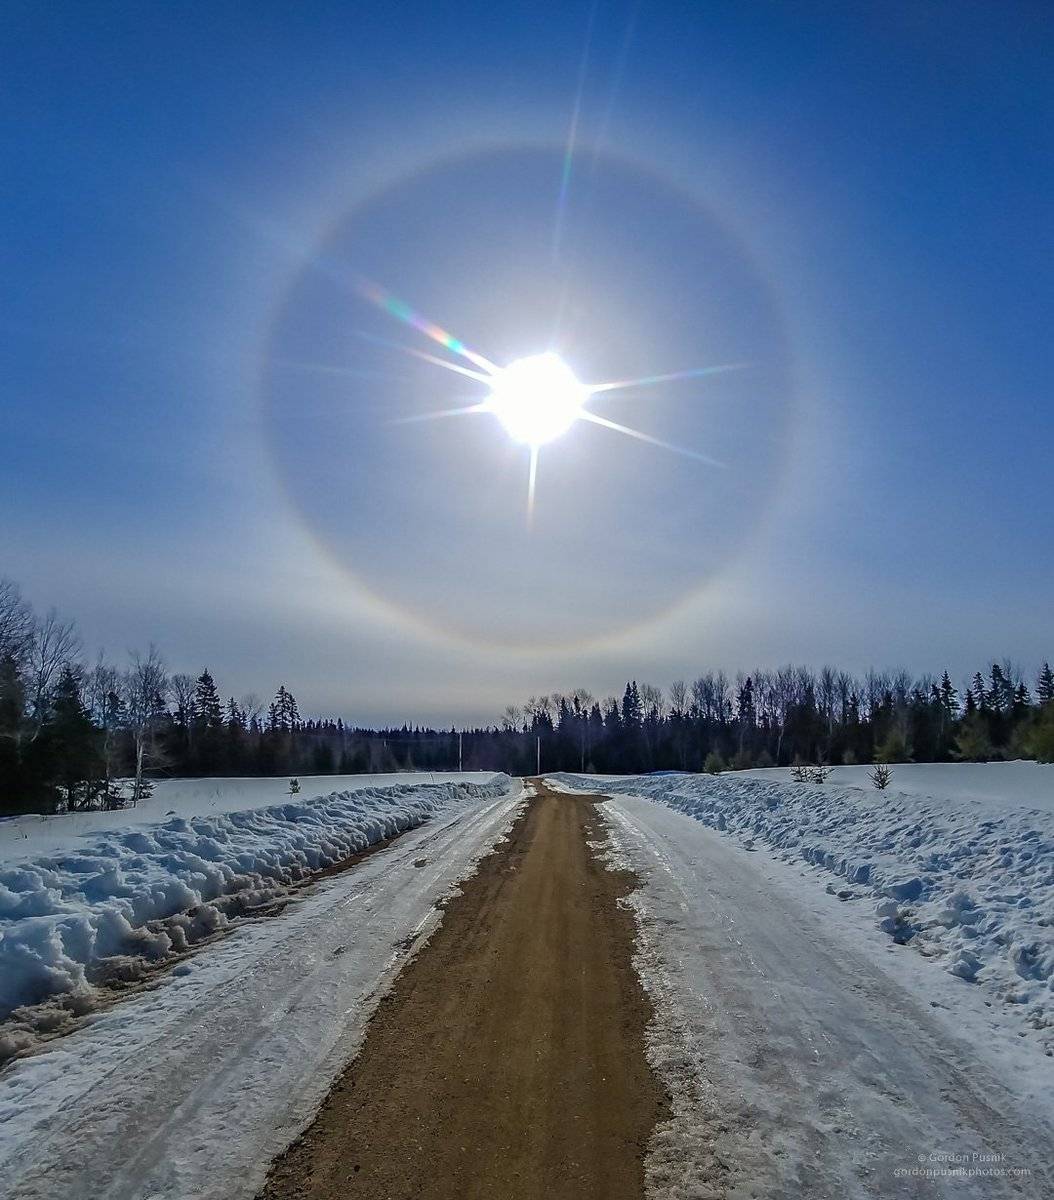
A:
2;577;1052;814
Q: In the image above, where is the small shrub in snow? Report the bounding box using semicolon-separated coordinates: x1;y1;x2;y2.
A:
704;751;725;774
288;777;301;796
809;764;832;783
870;763;894;790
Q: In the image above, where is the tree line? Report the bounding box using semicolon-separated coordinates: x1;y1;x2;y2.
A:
1;577;1052;815
498;664;1054;776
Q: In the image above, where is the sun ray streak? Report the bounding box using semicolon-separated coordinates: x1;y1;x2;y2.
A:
353;330;493;383
579;409;724;467
552;0;599;263
526;446;540;525
389;403;491;426
356;278;499;374
269;357;414;382
590;0;641;174
587;363;747;394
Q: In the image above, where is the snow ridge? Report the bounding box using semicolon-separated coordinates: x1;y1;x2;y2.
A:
0;776;511;1030
552;772;1054;1042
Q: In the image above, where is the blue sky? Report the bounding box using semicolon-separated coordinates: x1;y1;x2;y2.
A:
2;2;1052;723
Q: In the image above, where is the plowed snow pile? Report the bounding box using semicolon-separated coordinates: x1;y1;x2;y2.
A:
0;775;511;1042
552;768;1054;1041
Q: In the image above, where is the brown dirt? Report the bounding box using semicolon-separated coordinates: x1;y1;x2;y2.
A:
259;780;668;1200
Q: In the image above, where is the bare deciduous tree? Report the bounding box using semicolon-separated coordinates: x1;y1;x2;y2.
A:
240;692;264;730
124;646;168;804
0;578;35;667
27;608;80;737
668;680;688;719
86;654;123;805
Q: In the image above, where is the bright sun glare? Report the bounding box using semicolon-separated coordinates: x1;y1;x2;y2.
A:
486;352;587;447
358;278;738;521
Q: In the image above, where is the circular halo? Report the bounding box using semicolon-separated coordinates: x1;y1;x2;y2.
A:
258;143;799;652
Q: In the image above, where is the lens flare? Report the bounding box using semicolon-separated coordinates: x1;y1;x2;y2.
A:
355;280;741;520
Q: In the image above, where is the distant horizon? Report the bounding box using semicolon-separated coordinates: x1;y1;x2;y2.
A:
3;574;1050;730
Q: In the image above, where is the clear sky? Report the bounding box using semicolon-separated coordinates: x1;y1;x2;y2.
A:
3;2;1052;724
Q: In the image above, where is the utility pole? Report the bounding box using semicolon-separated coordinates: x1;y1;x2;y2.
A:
536;734;541;776
458;731;463;772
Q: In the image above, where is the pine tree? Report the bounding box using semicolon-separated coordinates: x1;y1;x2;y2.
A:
193;670;224;731
191;669;224;773
1037;663;1054;707
1013;682;1032;717
735;676;756;757
621;682;642;729
988;663;1014;715
43;666;104;810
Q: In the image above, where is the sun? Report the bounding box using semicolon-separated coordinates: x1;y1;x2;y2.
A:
486;352;588;447
356;278;737;522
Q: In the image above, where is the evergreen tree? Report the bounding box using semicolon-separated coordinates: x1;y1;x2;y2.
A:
621;682;642;729
43;666;104;810
1037;663;1054;707
191;669;224;772
193;670;224;731
1013;682;1032;718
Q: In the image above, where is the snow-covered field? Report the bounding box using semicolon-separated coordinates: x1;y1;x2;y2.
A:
0;775;527;1200
739;760;1054;812
0;772;508;1050
553;764;1054;1051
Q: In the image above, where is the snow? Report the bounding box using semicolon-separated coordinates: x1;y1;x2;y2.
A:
0;771;499;859
551;767;1054;1051
739;760;1054;812
587;794;1054;1198
0;777;528;1200
0;773;510;1044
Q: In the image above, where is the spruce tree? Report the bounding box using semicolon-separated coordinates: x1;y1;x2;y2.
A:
193;670;224;731
44;666;104;810
192;669;224;772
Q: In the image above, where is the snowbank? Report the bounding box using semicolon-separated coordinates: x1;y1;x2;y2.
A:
0;775;512;1032
551;770;1054;1039
0;771;499;860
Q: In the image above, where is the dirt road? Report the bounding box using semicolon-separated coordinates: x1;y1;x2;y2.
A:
259;781;667;1200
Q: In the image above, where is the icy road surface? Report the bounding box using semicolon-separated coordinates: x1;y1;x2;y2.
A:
0;780;527;1200
601;795;1054;1199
